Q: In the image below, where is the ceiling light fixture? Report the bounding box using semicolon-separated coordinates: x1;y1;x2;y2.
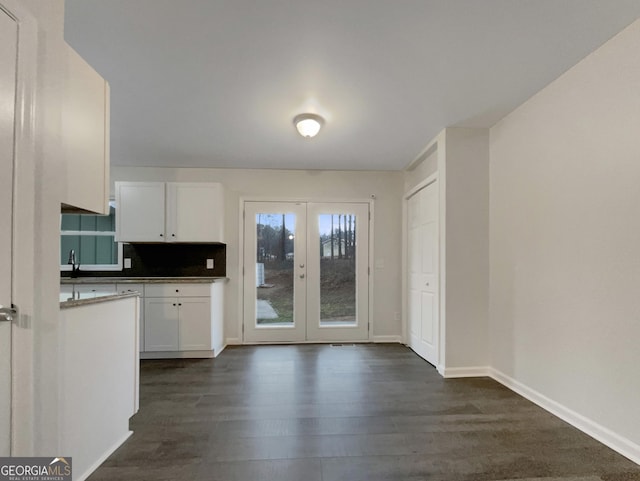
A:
293;113;324;138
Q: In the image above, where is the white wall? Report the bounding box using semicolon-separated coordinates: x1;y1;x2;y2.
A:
403;128;490;373
111;167;404;342
490;18;640;454
443;128;490;370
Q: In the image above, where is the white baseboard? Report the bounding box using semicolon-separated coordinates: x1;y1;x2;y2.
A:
227;336;402;345
76;431;133;481
140;350;214;359
489;368;640;466
372;335;402;343
442;366;490;378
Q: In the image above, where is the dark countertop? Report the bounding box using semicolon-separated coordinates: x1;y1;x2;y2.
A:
61;276;228;284
60;290;140;309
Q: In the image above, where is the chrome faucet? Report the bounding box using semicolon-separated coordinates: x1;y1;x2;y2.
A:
67;249;80;277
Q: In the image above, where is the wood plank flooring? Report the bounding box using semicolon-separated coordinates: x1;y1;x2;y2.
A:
87;344;640;481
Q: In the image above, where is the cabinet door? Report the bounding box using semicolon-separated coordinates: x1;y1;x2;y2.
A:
116;182;166;242
167;183;224;242
210;281;224;355
178;297;211;351
62;44;110;215
144;297;179;351
117;284;145;352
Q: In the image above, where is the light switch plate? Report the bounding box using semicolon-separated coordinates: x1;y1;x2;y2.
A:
206;258;214;269
124;258;132;269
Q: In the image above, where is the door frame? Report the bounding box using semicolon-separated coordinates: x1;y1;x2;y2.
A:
402;172;445;371
0;0;38;455
238;196;375;344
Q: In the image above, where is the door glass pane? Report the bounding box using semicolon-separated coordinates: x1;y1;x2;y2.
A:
255;213;295;326
318;213;356;326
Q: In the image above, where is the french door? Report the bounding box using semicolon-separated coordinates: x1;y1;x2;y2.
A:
243;201;369;343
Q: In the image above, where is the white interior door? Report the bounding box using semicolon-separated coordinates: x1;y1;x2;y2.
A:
243;202;307;342
243;201;370;343
407;180;439;366
0;7;18;456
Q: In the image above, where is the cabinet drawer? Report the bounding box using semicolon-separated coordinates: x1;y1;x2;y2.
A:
74;284;117;294
145;283;211;298
116;283;145;296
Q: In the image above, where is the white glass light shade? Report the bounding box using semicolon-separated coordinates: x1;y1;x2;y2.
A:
293;113;324;138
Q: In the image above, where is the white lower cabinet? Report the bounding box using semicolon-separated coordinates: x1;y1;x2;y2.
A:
117;283;145;353
144;297;180;351
143;283;215;357
178;297;212;351
61;280;223;358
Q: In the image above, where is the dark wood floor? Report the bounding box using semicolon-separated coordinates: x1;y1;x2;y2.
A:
88;344;640;481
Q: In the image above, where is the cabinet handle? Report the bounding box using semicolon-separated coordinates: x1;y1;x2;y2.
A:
160;233;163;237
178;303;182;306
171;234;176;237
173;303;176;306
175;289;179;293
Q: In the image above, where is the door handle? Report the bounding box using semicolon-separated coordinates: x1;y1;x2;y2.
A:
299;274;305;279
0;305;18;323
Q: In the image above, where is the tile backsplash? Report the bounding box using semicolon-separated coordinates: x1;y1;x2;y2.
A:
61;243;226;278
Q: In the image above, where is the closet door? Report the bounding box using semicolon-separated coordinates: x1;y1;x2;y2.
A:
407;179;439;366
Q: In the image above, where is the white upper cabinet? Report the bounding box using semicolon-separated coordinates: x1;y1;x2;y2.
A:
61;43;110;215
167;183;224;242
115;182;224;243
116;182;166;242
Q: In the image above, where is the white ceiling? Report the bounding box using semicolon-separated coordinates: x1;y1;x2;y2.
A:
64;1;640;171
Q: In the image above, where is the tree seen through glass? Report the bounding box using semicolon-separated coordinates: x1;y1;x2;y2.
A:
255;212;357;326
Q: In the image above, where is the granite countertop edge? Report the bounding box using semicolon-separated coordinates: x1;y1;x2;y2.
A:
60;291;140;309
61;277;229;284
